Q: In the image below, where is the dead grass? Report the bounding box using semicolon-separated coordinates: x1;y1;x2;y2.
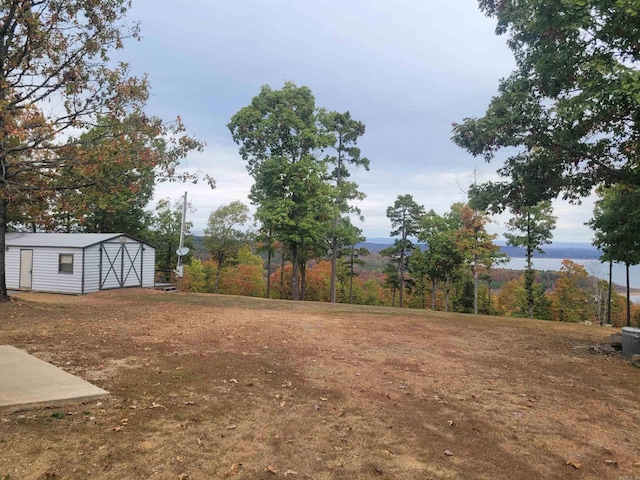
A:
1;289;639;479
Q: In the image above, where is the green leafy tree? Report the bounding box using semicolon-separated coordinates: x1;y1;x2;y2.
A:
416;209;464;311
380;258;402;307
0;1;208;301
452;0;640;209
386;195;425;307
204;201;250;293
148;198;194;271
503;201;556;318
588;185;640;326
497;275;552;320
407;248;431;309
319;110;370;303
228;82;335;300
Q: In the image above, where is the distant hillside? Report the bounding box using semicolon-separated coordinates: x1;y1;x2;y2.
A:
357;240;602;260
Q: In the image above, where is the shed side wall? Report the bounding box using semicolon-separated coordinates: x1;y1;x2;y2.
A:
33;248;83;294
143;245;156;288
5;248;20;290
83;244;101;293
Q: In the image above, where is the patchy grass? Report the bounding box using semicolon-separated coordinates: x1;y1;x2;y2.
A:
1;289;639;480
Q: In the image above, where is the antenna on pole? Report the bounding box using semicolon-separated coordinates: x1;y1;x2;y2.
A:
175;191;190;278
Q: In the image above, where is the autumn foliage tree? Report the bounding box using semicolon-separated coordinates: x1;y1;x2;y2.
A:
550;260;591;323
0;1;209;301
204;201;250;293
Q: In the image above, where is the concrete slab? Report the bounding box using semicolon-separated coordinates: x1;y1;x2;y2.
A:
0;345;108;413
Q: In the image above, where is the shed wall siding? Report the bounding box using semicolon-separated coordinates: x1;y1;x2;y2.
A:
5;249;20;289
83;245;101;294
142;245;156;288
31;248;83;294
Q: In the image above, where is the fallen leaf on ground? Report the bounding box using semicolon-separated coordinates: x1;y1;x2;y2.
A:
444;450;454;456
224;463;241;476
566;460;581;469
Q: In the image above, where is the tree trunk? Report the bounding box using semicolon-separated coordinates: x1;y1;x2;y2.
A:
487;273;492;315
291;244;299;301
300;259;306;301
431;278;436;310
626;263;631;327
330;230;338;303
349;247;355;304
280;249;285;297
398;251;405;308
265;247;272;298
525;246;534;319
214;256;222;294
0;197;8;302
445;275;450;312
607;260;612;325
473;255;479;315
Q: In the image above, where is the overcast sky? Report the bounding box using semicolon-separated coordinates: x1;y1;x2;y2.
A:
123;0;598;243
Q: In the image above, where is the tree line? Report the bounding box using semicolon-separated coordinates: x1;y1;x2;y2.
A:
2;0;638;330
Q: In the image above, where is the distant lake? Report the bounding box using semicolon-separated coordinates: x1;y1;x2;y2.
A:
504;257;640;290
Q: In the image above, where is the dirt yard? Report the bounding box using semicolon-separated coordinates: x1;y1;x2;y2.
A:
0;289;639;479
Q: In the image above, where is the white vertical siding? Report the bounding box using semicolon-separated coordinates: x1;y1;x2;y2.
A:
5;248;20;289
83;244;101;294
142;244;156;288
31;248;83;294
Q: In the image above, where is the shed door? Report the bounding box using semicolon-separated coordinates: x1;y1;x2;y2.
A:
100;242;143;289
19;249;33;289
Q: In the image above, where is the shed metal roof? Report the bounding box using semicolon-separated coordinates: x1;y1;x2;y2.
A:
6;233;132;249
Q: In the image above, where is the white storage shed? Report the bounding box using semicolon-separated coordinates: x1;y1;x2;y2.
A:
5;233;156;295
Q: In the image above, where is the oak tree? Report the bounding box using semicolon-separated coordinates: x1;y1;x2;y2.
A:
452;0;640;208
0;1;208;301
